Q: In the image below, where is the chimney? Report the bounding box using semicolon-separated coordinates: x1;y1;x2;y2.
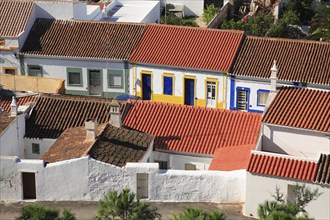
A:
10;96;17;116
270;60;278;92
110;100;121;128
85;118;98;141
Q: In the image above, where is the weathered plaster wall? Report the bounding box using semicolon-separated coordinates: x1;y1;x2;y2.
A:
0;157;246;203
262;125;330;159
245;172;330;220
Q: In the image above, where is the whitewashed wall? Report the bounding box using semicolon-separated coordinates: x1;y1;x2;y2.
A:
262;125;330;159
245;172;330;220
0;156;246;203
23;56;126;95
36;2;75;19
153;151;212;170
131;64;228;108
24;138;56;159
0;114;25;158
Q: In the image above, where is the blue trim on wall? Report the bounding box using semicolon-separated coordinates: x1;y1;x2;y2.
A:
230;77;236;110
236;86;250;111
248;109;264;114
256;89;270;107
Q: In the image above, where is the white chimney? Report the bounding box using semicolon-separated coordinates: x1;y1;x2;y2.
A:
110;100;121;128
10;96;17;116
85;118;98;141
270;60;278;92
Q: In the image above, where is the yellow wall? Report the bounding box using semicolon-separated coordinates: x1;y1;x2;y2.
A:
0;74;65;94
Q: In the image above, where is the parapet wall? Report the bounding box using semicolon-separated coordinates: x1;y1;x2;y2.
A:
0;156;246;203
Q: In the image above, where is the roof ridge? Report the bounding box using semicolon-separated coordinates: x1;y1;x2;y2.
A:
250;150;319;162
35;18;146;26
148;23;244;34
247;35;330;45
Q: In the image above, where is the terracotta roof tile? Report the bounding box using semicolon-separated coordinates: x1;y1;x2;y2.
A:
89;125;153;167
315;154;330;185
247;152;318;182
0;113;15;135
42;124;105;163
0;95;38;113
0;0;34;37
263;87;330;132
123;101;261;155
232;36;330;85
208;144;255;171
21;19;146;60
25;94;113;139
130;25;244;72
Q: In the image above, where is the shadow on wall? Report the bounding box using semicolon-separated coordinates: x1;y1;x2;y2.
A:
261;134;289;155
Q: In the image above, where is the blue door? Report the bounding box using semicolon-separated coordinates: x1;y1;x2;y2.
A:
184;78;195;106
142;74;151;100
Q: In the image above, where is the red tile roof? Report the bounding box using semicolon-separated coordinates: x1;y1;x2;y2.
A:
263;87;330;132
0;95;38;113
130;25;244;72
21;19;146;60
123;101;261;155
247;152;318;182
209;144;255;171
232;36;330;85
25;94;113;139
0;1;34;37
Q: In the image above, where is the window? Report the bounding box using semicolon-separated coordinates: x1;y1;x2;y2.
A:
28;65;42;77
185;163;196;170
155;160;168;169
3;67;16;75
163;75;173;95
287;185;296;204
108;69;123;88
32;143;40;154
67;67;82;86
257;90;270;106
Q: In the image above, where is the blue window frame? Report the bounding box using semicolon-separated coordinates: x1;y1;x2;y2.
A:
257;89;270;107
163;76;173;95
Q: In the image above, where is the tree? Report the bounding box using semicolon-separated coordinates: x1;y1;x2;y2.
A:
94;189;160;220
202;4;220;24
285;0;314;25
258;184;322;220
308;4;330;41
171;207;226;220
17;204;76;220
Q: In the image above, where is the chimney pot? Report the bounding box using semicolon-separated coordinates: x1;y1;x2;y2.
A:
10;96;17;116
270;60;278;92
85;118;98;141
110;100;121;128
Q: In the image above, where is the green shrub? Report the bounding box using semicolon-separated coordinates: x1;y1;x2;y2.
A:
202;4;220;24
171;207;226;220
17;204;76;220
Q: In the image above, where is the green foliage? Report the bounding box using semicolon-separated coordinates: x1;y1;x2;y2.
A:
221;13;274;36
258;184;322;220
171;207;226;220
308;4;330;41
286;0;314;25
17;204;76;220
202;4;220;24
268;10;302;38
160;14;197;27
94;189;160;220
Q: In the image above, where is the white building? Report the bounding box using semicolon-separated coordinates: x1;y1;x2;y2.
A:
20;19;146;97
228;36;330;113
245;151;330;220
130;24;245;109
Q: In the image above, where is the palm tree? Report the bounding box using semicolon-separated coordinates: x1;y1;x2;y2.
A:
94;189;160;220
308;4;330;41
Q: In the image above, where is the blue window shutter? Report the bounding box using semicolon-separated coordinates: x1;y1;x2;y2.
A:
163;76;173;95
